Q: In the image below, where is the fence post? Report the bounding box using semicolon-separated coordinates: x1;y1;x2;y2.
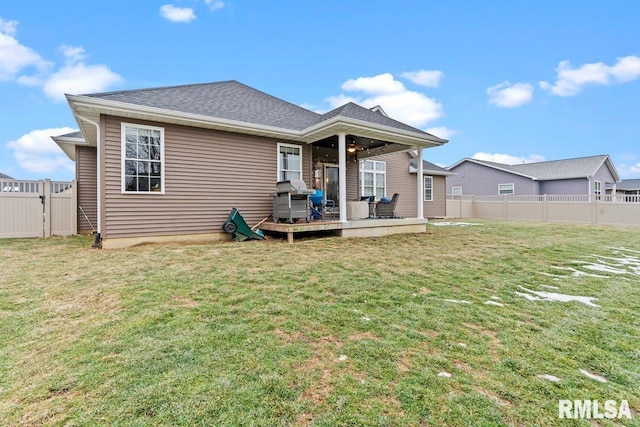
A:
43;179;51;237
592;196;597;225
543;194;548;222
504;195;508;220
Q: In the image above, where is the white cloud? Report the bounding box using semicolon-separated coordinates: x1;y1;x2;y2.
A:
328;73;444;128
487;81;534;108
472;152;546;165
7;127;76;174
43;63;122;101
540;56;640;96
400;70;443;88
342;73;405;95
160;4;197;23
615;162;640;179
0;17;52;82
205;0;225;11
60;45;87;64
425;126;457;140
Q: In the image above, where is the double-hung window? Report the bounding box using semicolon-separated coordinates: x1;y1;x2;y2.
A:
360;160;386;199
498;183;514;195
424;176;433;201
278;143;302;181
122;123;164;193
594;181;602;199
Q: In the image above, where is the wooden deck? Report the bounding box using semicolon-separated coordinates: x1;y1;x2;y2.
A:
260;218;429;243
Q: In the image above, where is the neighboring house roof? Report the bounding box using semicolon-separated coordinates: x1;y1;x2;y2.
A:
409;158;456;176
0;172;13;179
449;155;620;182
63;80;447;150
617;179;640;191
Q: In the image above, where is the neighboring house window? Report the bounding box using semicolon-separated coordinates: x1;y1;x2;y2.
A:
452;187;462;196
360;160;386;199
122;123;164;193
278;143;302;181
594;181;602;199
498;183;514;195
424;176;433;201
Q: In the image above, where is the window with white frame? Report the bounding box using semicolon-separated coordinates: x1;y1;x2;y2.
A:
452;187;462;196
424;176;433;201
594;181;602;199
122;123;164;193
360;160;386;199
277;143;302;181
498;183;514;195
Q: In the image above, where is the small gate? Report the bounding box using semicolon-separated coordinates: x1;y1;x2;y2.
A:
0;179;77;238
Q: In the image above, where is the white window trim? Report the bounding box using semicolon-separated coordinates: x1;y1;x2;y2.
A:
452;187;462;196
277;143;303;181
424;175;433;202
359;160;387;199
594;180;602;195
121;122;165;194
498;183;515;195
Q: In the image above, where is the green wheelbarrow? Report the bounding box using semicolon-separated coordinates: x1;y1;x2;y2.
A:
222;208;266;241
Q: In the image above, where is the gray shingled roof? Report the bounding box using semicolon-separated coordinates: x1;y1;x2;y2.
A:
82;80;436;137
409;158;454;175
0;172;14;179
85;80;320;131
321;102;431;135
55;131;84;139
618;179;640;191
459;155;614;181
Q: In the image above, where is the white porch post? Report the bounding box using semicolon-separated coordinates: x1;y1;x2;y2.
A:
417;147;424;219
338;132;347;222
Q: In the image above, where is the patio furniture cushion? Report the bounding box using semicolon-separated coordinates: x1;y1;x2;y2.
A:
375;193;399;218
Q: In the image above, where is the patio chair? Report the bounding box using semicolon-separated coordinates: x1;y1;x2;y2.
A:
375;193;399;218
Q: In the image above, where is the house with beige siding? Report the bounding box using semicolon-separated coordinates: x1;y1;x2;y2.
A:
52;80;447;248
446;155;620;197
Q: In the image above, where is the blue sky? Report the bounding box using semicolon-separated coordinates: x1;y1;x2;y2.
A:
1;0;640;181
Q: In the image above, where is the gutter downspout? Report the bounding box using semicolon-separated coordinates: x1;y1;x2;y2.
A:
75;114;102;247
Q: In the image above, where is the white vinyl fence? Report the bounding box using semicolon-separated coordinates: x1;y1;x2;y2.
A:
446;194;640;227
0;179;76;238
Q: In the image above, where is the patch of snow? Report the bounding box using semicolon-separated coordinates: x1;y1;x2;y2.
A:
539;285;559;290
579;369;607;383
539;272;566;279
458;343;467;348
537;374;561;382
484;301;505;307
516;286;599;307
437;371;452;378
582;263;629;275
443;299;473;304
490;296;502;300
431;222;479;227
515;291;540;301
550;266;607;278
337;355;348;362
361;316;370;321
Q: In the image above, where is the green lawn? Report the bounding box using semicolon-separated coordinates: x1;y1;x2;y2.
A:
0;220;639;426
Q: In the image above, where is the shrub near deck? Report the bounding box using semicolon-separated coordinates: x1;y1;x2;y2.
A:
0;221;638;426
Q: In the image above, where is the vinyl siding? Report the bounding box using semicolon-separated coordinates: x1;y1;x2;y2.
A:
424;175;446;218
538;178;588;195
102;115;311;239
76;145;97;234
378;152;418;218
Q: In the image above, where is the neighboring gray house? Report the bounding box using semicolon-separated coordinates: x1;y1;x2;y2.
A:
614;179;640;195
52;80;447;247
0;172;14;179
446;155;620;196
